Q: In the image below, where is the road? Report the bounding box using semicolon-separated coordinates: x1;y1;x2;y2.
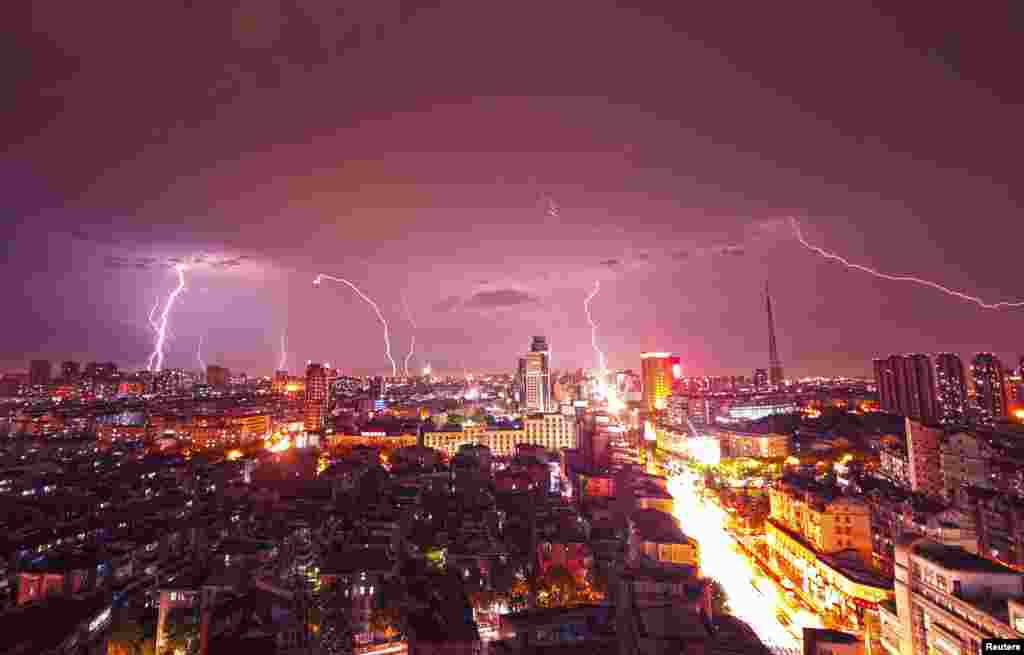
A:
668;471;822;654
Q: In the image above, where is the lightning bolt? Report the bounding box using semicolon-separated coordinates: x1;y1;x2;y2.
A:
584;281;607;372
149;264;187;372
197;335;206;374
791;217;1024;309
313;274;397;376
278;330;288;371
401;294;417;377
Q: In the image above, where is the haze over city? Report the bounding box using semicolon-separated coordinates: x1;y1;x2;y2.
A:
6;2;1024;376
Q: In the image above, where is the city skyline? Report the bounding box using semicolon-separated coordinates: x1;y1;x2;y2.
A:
7;3;1024;376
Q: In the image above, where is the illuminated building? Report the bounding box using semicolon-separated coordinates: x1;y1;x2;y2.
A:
524;413;577;451
29;360;51;387
525;336;551;413
934;353;967;424
666;394;689;427
60;361;80;384
710;426;790;458
905;418;943;499
722;399;796;421
883;536;1024;655
423;415;575;458
368;376;387;400
304;362;330;436
753;368;769;390
970;352;1008;423
272;370;289;393
205;365;230;389
154;368;188;394
873;354;939;423
641;352;674;412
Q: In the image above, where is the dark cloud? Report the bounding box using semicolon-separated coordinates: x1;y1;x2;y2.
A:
465;289;541;309
718;245;746;256
636;252;651;261
599;259;623;270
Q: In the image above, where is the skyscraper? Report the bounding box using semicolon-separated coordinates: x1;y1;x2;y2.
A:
515;357;527;405
304;363;330;434
641;352;673;412
872;354;938;423
29;360;51;387
525;337;551;413
970;352;1008;423
934;353;967;424
765;283;784;386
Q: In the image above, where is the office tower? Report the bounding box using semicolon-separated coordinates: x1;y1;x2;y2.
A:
765;282;784;385
641;352;673;412
60;361;80;384
872;354;938;423
970;352;1008;423
206;365;230;389
753;368;768;390
28;360;51;387
934;353;967;424
525;336;551;413
304;363;330;434
905;418;943;498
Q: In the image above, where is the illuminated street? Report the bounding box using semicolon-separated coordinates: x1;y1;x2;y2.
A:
669;471;822;654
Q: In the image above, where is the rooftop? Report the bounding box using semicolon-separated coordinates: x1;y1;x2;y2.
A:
913;540;1021;575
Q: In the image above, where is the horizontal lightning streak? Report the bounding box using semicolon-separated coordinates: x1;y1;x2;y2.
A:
791;217;1024;310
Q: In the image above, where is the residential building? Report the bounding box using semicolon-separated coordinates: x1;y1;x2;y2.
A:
934;353;967;425
940;431;993;501
768;478;874;564
60;361;80;384
711;426;791;459
874;355;939;423
906;419;943;499
884;536;1024;655
971;353;1008;423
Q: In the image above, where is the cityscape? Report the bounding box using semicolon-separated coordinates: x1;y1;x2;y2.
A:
7;4;1024;655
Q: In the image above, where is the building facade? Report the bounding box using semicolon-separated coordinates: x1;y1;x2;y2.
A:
303;363;330;435
934;353;967;425
874;355;939;423
906;419;943;499
641;352;675;412
971;353;1008;424
524;337;551;413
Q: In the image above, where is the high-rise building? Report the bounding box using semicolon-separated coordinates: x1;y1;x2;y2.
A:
641;352;674;412
304;363;330;434
206;365;230;389
753;368;769;390
525;337;551;413
872;354;939;423
514;357;527;405
154;369;188;394
906;418;943;498
934;353;967;424
60;361;80;384
970;352;1008;423
28;360;51;387
765;283;784;386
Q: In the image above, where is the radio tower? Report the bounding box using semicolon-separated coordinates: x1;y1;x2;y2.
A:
766;282;784;386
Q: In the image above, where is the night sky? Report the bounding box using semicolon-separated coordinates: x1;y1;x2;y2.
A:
5;2;1023;377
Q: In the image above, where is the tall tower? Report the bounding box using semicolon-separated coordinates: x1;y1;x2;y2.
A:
934;353;967;424
970;352;1008;423
765;283;784;386
304;363;329;435
641;352;673;412
525;337;551;413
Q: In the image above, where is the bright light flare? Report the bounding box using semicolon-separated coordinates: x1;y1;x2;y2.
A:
791;217;1024;309
149;265;187;372
313;273;397;376
669;473;801;651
